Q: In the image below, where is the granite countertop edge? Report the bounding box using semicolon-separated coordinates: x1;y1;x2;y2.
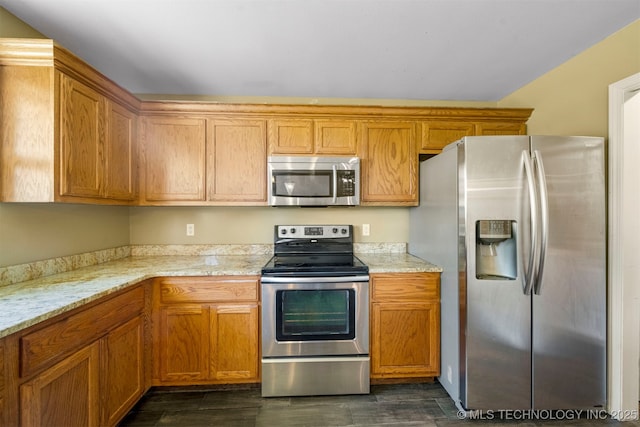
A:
0;253;441;339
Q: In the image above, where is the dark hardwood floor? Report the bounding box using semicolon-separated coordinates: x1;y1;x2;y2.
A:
119;382;639;427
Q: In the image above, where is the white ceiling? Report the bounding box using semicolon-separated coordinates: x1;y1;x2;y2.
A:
2;0;639;101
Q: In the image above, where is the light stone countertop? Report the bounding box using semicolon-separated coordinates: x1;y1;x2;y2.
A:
0;252;441;339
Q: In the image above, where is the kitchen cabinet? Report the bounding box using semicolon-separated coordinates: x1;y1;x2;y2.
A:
20;341;101;427
268;119;314;154
105;101;137;200
59;73;105;199
0;339;4;425
2;39;532;206
10;284;147;427
60;75;138;201
359;121;418;205
139;116;207;203
207;119;267;203
139;116;267;205
152;276;260;385
420;121;475;155
0;38;140;204
370;273;440;381
314;119;358;155
102;316;145;426
268;118;358;155
475;121;526;136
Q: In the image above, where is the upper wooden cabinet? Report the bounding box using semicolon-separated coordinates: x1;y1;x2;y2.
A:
268;119;314;154
315;119;358;155
475;121;526;136
420;121;475;154
268;118;358;155
139;116;207;203
0;38;140;204
359;121;418;205
1;39;533;207
419;114;529;156
138;113;267;205
105;101;137;201
207;119;267;203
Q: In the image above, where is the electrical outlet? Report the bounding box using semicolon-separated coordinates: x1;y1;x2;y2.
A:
186;223;195;236
362;224;370;236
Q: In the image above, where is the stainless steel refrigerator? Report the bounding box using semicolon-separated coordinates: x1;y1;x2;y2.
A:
408;135;606;410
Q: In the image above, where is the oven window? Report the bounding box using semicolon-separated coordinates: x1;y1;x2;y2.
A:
272;171;332;197
276;289;355;341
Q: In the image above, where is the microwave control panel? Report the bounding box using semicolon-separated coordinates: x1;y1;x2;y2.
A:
337;170;356;196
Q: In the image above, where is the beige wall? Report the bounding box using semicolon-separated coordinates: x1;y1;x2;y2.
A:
2;7;639;267
0;6;44;38
0;203;130;267
130;206;408;245
499;20;640;136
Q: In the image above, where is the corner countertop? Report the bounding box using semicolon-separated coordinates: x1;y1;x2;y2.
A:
0;252;440;339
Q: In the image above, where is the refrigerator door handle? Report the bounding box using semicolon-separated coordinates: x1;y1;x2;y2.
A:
522;150;539;295
533;150;549;295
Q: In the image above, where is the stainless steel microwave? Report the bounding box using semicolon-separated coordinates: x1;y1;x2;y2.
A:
267;156;360;206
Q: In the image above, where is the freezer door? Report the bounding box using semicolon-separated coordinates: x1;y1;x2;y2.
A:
530;136;606;409
460;136;532;410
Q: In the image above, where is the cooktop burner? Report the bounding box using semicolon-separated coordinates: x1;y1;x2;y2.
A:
261;224;369;277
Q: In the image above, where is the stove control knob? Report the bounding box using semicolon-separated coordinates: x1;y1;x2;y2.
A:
290;228;296;234
332;227;338;234
280;229;287;235
341;228;348;235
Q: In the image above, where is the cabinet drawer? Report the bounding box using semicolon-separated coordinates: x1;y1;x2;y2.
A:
371;273;440;302
20;286;144;378
159;276;259;304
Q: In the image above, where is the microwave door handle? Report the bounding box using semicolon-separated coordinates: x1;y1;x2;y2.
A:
332;165;338;204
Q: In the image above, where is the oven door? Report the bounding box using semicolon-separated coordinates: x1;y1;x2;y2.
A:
261;276;369;358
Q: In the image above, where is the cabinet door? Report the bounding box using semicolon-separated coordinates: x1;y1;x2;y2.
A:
20;341;100;427
359;121;418;205
371;302;440;378
268;119;314;154
102;316;144;426
0;339;4;425
207;119;267;203
314;120;357;155
420;121;474;153
105;101;137;201
158;305;209;382
475;122;526;135
210;304;259;382
140;116;206;202
59;73;105;198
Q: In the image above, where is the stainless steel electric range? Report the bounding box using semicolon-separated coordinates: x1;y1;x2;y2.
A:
261;225;370;397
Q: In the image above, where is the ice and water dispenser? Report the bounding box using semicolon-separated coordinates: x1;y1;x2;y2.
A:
475;220;517;280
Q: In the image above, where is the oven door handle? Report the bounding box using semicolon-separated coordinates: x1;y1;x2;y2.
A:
261;275;370;284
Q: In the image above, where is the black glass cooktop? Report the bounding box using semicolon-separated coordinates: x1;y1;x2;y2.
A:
261;254;369;277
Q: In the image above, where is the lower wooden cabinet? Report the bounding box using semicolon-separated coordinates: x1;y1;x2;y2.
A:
20;341;101;427
153;276;260;385
0;338;5;425
370;273;440;380
102;316;145;426
7;284;148;427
